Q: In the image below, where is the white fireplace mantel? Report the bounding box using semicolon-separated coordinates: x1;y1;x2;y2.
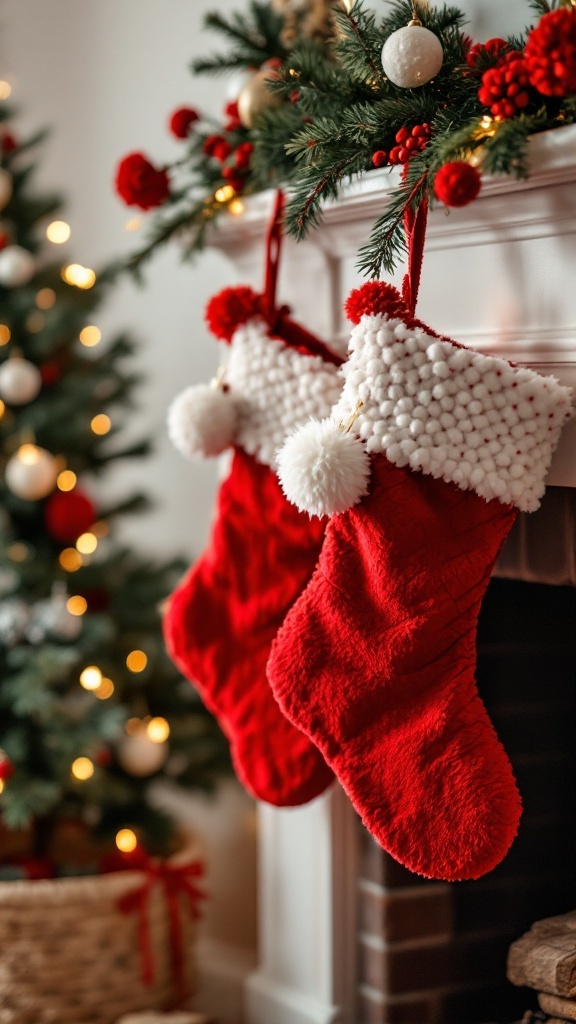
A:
209;125;576;1024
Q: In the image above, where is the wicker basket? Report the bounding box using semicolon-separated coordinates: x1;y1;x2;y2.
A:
0;868;197;1024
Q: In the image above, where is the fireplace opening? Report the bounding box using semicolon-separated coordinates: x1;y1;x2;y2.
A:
357;571;576;1024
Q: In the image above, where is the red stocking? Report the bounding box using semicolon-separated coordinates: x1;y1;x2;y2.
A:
270;282;572;874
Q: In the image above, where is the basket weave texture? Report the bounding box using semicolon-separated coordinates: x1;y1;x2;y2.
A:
0;869;196;1024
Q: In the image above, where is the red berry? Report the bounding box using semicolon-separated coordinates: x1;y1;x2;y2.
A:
224;101;242;131
404;137;419;152
289;89;301;104
389;146;402;164
398;147;410;163
212;138;233;162
235;141;254;170
395;126;410;144
372;150;388;168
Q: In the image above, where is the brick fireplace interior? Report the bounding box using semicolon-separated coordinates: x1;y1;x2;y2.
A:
357;488;576;1024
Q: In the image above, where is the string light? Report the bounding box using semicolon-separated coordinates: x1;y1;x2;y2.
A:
147;717;170;743
62;264;96;289
79;326;101;347
0;779;4;795
67;595;87;616
229;198;245;216
91;414;111;435
94;677;114;700
59;547;82;572
116;828;137;853
76;532;97;555
79;666;102;691
125;216;142;232
126;650;148;673
46;221;71;244
71;756;94;780
0;82;12;100
9;542;29;562
36;288;56;310
0;325;11;345
57;469;77;491
26;312;45;333
0;399;4;419
215;185;235;203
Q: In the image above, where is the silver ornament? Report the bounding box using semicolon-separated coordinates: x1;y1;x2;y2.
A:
27;584;83;643
5;444;58;501
118;730;168;777
0;357;42;405
0;598;30;646
381;23;443;89
0;245;36;287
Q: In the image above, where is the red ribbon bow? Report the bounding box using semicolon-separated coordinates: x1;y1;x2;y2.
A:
117;856;205;1000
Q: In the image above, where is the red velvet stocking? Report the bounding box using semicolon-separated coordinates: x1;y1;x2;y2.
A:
268;458;521;878
164;447;334;806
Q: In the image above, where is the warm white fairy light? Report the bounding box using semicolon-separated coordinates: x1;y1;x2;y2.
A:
46;221;71;244
71;756;94;780
147;717;170;743
116;828;138;852
79;666;102;691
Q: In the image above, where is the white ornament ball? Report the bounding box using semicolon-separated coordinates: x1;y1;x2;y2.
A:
167;383;238;459
277;418;371;518
5;444;58;501
0;245;36;287
0;598;30;646
237;67;282;129
27;586;83;644
0;357;42;405
118;731;168;777
0;168;12;212
382;24;444;88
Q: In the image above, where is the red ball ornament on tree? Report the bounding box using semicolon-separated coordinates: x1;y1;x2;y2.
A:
524;7;576;98
0;752;14;781
44;489;96;543
434;161;481;208
40;362;62;386
114;152;171;210
169;106;200;139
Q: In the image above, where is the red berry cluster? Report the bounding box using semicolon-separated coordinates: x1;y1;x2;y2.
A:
478;51;531;119
466;37;508;71
371;123;431;169
169;106;200;140
524;7;576;99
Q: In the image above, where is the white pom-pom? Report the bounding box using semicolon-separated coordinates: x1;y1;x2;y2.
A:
277;418;371;518
167;383;238;459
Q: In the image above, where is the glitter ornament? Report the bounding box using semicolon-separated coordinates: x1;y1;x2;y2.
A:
0;168;12;212
118;729;168;777
237;67;282;128
0;356;42;405
0;245;36;287
5;444;58;501
382;21;443;89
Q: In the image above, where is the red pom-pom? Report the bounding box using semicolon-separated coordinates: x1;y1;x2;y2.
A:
524;7;576;98
205;287;262;343
344;282;409;325
169;106;200;139
478;56;531;119
466;37;508;70
44;489;96;543
115;152;170;210
434;161;481;208
0;753;14;781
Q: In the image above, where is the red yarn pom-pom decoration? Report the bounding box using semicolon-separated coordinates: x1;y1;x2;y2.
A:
478;55;531;119
466;37;508;70
524;7;576;98
115;153;170;210
344;282;409;325
44;489;96;543
169;107;200;139
205;287;262;343
434;162;481;208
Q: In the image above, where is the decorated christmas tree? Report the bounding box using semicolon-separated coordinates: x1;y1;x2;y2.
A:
0;101;229;877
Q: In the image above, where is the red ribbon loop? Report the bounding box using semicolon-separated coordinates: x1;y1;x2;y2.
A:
401;166;429;316
117;856;206;1000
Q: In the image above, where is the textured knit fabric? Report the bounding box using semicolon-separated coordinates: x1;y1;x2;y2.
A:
268;456;521;877
164;447;333;806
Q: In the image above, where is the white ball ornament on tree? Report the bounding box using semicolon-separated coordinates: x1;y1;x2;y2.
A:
0;245;36;287
381;17;444;89
167;382;238;459
5;444;58;501
0;357;42;405
237;66;283;129
0;168;13;212
118;728;168;778
277;418;371;518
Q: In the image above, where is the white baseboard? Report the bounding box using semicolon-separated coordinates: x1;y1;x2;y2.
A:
194;938;257;1024
245;971;340;1024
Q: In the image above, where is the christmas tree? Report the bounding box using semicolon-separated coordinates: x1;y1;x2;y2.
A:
0;101;229;877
